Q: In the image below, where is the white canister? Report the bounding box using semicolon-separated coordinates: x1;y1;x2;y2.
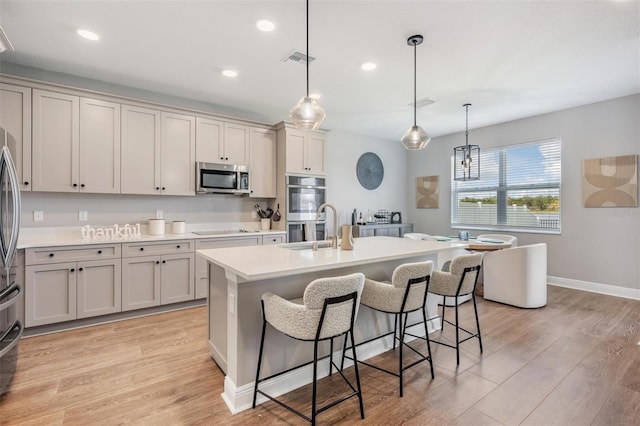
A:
172;221;186;234
148;219;165;236
260;218;271;230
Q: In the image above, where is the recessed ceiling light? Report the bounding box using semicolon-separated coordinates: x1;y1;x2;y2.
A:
256;20;275;32
222;69;238;78
361;62;377;71
77;29;99;41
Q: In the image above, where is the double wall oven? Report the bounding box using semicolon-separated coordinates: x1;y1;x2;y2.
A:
285;175;326;243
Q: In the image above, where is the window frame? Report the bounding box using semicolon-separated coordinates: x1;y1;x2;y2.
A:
450;138;562;235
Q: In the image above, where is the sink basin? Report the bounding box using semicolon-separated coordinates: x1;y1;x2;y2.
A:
277;241;333;251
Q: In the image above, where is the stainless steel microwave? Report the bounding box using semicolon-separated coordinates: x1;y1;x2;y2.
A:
196;162;250;195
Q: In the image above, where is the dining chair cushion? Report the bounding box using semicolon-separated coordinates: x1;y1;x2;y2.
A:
262;272;365;340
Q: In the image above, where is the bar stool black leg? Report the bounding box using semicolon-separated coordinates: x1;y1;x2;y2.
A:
253;315;267;408
392;313;398;350
472;292;483;353
312;339;319;426
455;299;460;365
422;307;435;379
441;297;447;332
329;337;334;376
350;329;365;420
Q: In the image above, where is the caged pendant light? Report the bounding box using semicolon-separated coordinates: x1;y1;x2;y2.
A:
289;0;326;131
453;103;480;181
401;34;430;150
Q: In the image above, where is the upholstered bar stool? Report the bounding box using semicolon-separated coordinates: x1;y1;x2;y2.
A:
429;253;483;364
253;272;365;425
343;261;434;397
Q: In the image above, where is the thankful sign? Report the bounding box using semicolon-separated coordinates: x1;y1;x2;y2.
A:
81;224;142;241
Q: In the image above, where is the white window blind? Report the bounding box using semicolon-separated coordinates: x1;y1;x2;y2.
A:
451;138;561;233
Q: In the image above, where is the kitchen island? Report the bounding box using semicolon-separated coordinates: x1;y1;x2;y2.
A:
197;236;468;413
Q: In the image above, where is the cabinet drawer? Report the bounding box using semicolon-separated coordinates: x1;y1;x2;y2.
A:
262;234;285;245
195;236;261;250
123;239;194;257
25;244;121;265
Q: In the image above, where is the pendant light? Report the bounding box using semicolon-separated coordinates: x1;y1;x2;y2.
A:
289;0;325;131
453;103;480;181
401;34;430;150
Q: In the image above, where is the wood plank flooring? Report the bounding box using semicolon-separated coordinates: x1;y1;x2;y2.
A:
1;285;639;425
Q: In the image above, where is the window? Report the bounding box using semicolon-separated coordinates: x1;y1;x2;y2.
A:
451;138;561;233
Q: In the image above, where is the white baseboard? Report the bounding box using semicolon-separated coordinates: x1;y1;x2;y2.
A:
222;315;442;414
548;276;640;301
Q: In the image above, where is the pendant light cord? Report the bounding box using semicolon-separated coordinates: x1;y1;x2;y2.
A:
306;0;310;98
465;104;469;147
413;40;417;127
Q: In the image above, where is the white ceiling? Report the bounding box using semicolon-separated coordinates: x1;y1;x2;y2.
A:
1;0;638;141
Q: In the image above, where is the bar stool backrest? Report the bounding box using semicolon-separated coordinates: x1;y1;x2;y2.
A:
391;261;434;312
449;253;483;296
304;272;365;339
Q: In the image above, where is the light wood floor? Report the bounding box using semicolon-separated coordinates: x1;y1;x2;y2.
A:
2;285;639;425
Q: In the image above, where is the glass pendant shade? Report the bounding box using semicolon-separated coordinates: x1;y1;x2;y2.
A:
401;125;430;150
289;96;326;131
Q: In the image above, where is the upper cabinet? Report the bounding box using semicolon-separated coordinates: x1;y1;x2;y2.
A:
249;127;276;198
277;123;326;176
0;83;31;191
195;118;249;166
121;105;195;196
32;89;121;193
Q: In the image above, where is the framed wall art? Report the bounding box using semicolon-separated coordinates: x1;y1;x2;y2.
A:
583;154;638;207
416;175;439;208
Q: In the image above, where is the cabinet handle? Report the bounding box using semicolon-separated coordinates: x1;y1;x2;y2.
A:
24;181;29;186
162;260;166;264
97;250;102;254
176;245;180;249
156;261;160;264
225;157;228;161
79;267;83;272
156;187;160;190
49;253;54;257
140;247;144;251
70;268;75;272
162;187;166;190
220;157;224;160
81;184;85;188
73;183;78;187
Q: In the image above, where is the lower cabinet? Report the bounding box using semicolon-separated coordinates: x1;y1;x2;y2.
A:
353;224;414;238
25;258;121;327
121;240;195;311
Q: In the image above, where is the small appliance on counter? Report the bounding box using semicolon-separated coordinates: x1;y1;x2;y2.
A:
148;219;165;235
172;221;186;234
391;212;402;224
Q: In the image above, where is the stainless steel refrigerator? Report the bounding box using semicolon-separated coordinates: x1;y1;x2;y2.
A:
0;129;23;396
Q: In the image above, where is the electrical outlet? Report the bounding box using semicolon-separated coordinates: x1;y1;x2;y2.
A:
156;210;163;219
33;210;44;222
79;210;88;221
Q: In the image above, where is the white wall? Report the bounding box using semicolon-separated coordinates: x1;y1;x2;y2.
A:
324;129;408;235
407;94;640;291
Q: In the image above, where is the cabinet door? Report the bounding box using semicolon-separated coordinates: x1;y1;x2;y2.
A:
160;253;194;305
79;98;121;193
25;262;77;327
0;83;31;191
223;122;250;165
306;133;326;175
399;225;413;238
374;228;390;237
32;89;79;192
122;255;161;311
161;112;195;196
262;234;285;245
121;105;161;195
195;117;223;163
249;128;276;198
359;228;375;237
387;227;401;238
285;129;307;174
76;259;122;319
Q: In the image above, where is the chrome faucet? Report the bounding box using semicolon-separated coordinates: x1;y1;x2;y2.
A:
316;202;338;249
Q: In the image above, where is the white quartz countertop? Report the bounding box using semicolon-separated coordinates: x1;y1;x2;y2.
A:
17;226;286;249
198;236;469;281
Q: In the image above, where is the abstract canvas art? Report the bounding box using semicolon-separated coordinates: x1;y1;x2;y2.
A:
416;176;439;208
583;154;638;207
